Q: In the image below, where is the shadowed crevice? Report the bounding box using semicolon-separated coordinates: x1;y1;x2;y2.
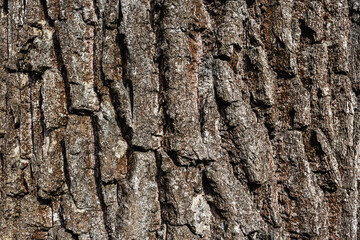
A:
52;30;72;114
39;0;54;26
299;19;316;44
91;116;113;240
58;204;80;240
154;150;167;238
116;33;134;119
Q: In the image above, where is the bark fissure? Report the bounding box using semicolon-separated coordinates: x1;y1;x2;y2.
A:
91;116;113;240
52;31;71;114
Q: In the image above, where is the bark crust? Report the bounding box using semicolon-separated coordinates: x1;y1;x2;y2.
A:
1;0;360;239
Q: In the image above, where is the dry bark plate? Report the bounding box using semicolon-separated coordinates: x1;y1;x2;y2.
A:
0;0;360;239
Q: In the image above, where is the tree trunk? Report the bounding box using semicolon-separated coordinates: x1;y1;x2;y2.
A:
1;0;360;239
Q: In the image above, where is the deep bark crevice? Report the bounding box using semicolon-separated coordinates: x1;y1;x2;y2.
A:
58;204;80;240
117;33;134;119
52;31;72;114
154;150;167;233
60;139;76;206
39;0;54;26
91;116;113;240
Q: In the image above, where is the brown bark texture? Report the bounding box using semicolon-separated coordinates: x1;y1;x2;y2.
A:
1;0;360;239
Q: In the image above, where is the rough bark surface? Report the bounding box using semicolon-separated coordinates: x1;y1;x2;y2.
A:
1;0;360;239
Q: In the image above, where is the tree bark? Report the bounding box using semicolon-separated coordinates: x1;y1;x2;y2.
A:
1;0;360;239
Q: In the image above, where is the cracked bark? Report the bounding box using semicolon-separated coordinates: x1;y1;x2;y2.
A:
1;0;360;239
